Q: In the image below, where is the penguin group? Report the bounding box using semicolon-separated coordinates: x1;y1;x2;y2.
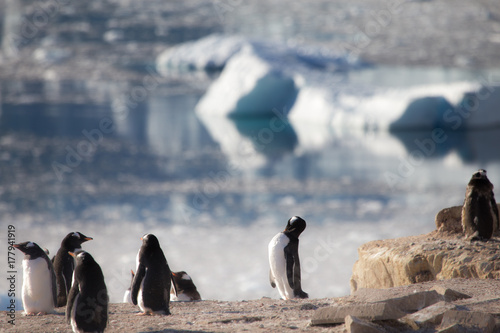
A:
14;169;496;331
14;231;203;332
14;232;108;333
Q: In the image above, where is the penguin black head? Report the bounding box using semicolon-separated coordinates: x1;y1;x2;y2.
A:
62;232;93;251
140;233;160;248
69;250;98;267
468;169;494;190
13;241;47;259
472;169;488;180
172;271;191;280
284;216;306;238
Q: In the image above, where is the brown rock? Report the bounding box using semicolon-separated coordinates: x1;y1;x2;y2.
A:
350;232;500;292
440;310;496;333
435;205;463;234
435;204;500;236
310;303;405;326
430;286;471;302
353;289;442;312
345;315;386;333
401;301;456;328
437;323;470;333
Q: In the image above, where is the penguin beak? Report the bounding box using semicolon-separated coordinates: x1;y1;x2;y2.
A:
84;237;93;241
69;252;76;258
12;244;20;248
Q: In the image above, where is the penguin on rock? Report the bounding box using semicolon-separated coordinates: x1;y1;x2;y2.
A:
53;232;93;307
268;216;309;300
131;234;172;315
13;241;57;315
170;271;202;301
66;251;108;333
462;169;499;241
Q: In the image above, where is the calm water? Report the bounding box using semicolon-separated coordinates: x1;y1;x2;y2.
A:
1;77;500;305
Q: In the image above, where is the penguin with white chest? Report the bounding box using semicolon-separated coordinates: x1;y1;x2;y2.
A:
462;169;499;241
268;216;309;300
13;241;57;315
66;251;108;333
131;234;172;315
123;270;135;304
53;231;93;307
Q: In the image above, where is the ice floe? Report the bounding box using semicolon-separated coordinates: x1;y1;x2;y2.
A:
157;34;500;131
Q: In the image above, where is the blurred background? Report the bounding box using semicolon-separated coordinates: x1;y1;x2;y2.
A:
1;0;500;307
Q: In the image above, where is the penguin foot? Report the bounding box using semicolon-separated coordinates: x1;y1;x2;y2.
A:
294;290;309;299
470;236;489;242
136;312;153;316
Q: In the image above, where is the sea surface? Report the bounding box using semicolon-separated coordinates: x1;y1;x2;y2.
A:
1;0;500;308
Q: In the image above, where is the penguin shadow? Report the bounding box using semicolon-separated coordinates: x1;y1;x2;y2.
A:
469;237;500;244
137;330;207;333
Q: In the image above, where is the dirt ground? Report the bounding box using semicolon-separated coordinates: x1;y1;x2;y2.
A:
2;278;500;333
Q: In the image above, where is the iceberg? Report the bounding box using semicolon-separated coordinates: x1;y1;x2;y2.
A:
156;34;248;73
157;34;500;131
290;81;478;132
195;45;299;118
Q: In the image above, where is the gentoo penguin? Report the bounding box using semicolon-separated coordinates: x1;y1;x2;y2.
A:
170;271;201;301
131;234;172;315
53;232;93;307
462;169;499;240
13;241;57;315
123;270;135;304
268;216;309;300
66;251;108;333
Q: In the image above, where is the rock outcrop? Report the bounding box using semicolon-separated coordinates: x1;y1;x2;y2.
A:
350;204;500;293
311;279;500;333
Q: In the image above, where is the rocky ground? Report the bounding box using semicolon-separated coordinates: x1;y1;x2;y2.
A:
2;278;500;333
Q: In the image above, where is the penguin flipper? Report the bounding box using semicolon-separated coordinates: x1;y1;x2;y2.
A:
131;263;146;305
55;270;68;307
269;270;276;288
291;243;308;298
66;281;79;323
491;195;499;234
284;243;295;289
162;267;172;315
51;267;58;308
286;239;308;298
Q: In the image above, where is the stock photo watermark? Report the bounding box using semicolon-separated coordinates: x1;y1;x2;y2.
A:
385;75;500;189
6;224;17;325
4;0;73;55
179;106;290;223
212;0;243;23
337;0;407;61
51;66;164;181
51;117;115;181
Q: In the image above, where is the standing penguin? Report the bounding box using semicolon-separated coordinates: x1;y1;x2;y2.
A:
131;234;172;315
53;232;93;307
268;216;309;300
462;169;499;241
170;271;202;301
13;241;57;315
66;251;108;333
123;270;135;304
